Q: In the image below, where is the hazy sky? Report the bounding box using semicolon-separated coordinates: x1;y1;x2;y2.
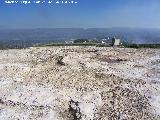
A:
0;0;160;28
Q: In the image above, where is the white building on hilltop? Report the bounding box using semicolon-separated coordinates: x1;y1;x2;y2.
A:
112;37;121;46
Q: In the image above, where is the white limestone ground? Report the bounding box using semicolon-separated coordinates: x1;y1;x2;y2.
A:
0;46;160;120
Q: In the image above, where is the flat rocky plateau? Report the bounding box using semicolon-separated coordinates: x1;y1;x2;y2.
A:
0;46;160;120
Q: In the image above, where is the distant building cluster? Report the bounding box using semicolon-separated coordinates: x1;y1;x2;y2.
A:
4;1;78;4
65;41;74;44
65;37;121;46
100;37;121;46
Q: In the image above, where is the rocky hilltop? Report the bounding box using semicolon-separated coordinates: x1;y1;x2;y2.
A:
0;46;160;120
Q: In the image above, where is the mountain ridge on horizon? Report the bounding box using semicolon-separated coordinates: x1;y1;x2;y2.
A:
0;28;160;46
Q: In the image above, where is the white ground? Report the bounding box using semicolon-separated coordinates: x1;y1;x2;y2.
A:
0;46;160;120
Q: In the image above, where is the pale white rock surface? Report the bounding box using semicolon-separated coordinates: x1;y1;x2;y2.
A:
0;47;160;120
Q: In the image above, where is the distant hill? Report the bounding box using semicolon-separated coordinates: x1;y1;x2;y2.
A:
0;28;160;48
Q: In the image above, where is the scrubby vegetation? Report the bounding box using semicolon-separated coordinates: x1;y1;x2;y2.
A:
0;39;160;50
41;43;97;47
73;39;89;43
122;43;160;49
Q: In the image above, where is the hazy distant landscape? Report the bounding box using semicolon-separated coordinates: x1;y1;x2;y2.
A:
0;28;160;49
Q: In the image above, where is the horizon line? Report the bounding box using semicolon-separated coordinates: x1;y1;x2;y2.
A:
1;27;160;30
